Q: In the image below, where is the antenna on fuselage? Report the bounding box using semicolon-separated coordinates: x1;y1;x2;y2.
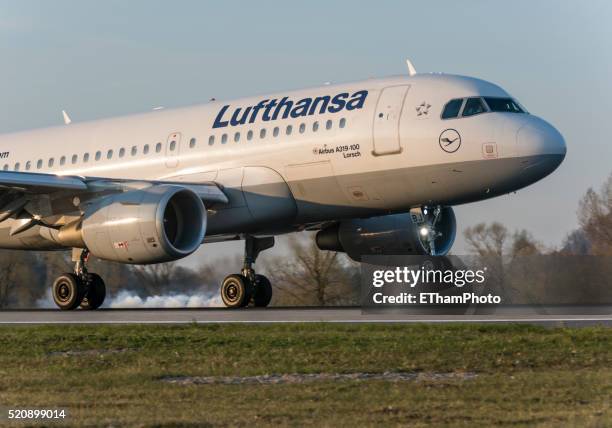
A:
62;110;72;125
405;59;417;76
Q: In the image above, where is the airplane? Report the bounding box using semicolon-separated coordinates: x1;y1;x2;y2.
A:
0;60;566;310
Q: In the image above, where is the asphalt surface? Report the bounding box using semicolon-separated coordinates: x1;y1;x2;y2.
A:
0;307;611;327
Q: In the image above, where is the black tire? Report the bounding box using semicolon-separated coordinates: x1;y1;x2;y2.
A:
221;274;252;308
420;256;454;271
80;273;106;310
52;273;84;311
253;274;273;307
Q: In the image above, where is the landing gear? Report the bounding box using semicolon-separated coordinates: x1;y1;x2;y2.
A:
80;273;106;310
52;273;84;310
220;274;252;308
253;274;273;307
220;236;274;308
51;249;106;310
412;204;456;256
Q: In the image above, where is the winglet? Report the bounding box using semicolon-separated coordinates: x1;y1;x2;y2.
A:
62;110;72;125
406;59;417;76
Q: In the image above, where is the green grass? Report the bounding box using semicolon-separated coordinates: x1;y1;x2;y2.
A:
0;323;610;427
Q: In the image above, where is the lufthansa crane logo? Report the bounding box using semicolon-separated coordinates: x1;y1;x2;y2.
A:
439;129;461;153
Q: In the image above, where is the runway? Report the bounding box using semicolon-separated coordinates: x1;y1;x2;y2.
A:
0;307;611;327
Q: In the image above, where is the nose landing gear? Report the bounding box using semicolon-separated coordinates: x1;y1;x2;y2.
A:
220;236;274;308
51;249;106;310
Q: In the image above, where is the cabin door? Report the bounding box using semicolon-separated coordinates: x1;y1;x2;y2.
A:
165;132;181;168
372;85;410;156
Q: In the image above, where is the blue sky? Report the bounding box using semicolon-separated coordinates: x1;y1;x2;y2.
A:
0;1;611;263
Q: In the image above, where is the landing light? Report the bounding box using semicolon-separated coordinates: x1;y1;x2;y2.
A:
420;227;429;237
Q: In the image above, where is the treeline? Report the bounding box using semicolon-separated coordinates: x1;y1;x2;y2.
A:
459;172;611;305
0;172;610;308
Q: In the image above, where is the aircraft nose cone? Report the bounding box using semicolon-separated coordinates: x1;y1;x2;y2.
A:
516;118;566;179
517;118;567;158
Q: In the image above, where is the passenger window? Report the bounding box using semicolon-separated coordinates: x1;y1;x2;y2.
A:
273;127;279;137
313;121;319;132
326;120;332;130
107;150;113;159
14;163;20;171
143;144;150;155
2;164;7;171
189;138;196;148
119;148;125;157
234;132;240;142
339;118;346;128
247;130;253;141
25;161;31;171
260;129;266;139
286;125;292;135
37;159;43;169
221;134;228;144
48;158;54;168
441;99;463;119
155;143;162;153
299;123;305;134
462;97;486;117
208;136;215;146
83;153;90;163
131;146;137;156
169;141;176;151
95;151;102;161
71;155;78;164
60;156;66;166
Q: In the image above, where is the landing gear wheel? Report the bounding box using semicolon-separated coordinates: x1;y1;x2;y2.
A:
253;274;272;307
52;273;84;311
221;274;253;308
420;256;454;271
80;273;106;310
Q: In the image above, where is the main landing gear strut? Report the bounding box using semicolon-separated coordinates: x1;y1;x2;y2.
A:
220;236;274;308
51;249;106;310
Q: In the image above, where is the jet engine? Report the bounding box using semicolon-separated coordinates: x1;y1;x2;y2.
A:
57;185;206;264
316;206;456;261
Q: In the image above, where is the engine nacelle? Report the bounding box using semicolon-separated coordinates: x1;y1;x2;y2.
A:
65;185;206;264
316;208;456;262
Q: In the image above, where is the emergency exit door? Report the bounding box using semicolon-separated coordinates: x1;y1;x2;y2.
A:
165;132;181;168
372;85;410;155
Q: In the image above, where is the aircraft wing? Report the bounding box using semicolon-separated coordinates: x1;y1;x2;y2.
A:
0;171;228;223
0;171;88;193
0;171;228;202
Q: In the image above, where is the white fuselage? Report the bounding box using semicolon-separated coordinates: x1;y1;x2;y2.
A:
0;73;566;242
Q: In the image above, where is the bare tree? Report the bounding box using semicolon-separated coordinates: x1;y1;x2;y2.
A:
0;250;48;308
578;172;612;255
268;237;358;306
560;229;591;255
196;254;243;294
132;262;178;295
0;251;17;308
464;222;508;257
510;229;544;258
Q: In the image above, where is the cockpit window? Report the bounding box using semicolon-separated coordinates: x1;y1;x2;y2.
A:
441;96;526;120
483;97;524;113
441;99;463;119
462;97;486;117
